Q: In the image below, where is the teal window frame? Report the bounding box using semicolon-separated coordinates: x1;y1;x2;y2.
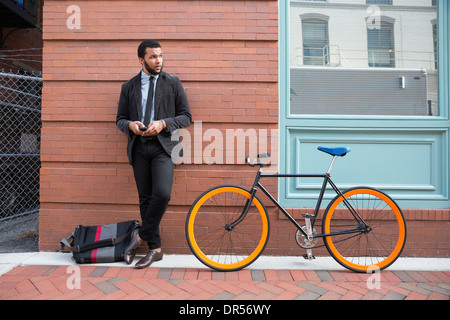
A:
279;0;450;209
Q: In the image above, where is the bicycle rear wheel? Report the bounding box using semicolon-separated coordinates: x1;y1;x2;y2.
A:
323;187;406;273
186;185;269;271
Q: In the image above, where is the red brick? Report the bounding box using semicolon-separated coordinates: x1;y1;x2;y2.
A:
428;291;450;300
142;268;161;280
340;291;364;300
303;270;321;282
318;282;349;295
404;292;429;300
264;269;279;281
215;280;245;295
176;281;204;296
337;282;370;296
318;291;342;300
290;270;307;282
184;269;199;280
170;268;185;280
197;269;212;280
237;269;253;281
15;279;37;294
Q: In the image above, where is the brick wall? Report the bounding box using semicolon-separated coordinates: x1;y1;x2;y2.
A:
0;27;42;72
40;0;279;253
41;0;449;258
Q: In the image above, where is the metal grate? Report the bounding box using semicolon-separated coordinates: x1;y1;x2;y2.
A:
0;70;42;253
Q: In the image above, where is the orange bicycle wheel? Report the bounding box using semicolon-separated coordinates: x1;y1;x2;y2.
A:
186;185;269;271
323;187;406;273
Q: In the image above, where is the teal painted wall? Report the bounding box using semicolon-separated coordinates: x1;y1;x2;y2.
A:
279;0;449;209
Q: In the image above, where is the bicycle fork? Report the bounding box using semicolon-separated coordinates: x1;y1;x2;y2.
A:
226;169;263;231
225;196;253;231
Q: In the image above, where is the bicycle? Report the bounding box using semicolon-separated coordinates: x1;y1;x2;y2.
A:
185;147;407;273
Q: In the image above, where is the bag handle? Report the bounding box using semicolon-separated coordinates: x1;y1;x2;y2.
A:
60;233;74;251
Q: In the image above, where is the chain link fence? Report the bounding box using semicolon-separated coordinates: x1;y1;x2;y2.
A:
0;70;42;253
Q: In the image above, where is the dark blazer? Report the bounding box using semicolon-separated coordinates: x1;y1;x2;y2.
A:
116;71;192;164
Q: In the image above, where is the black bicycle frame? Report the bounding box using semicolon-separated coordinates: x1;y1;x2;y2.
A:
230;168;369;239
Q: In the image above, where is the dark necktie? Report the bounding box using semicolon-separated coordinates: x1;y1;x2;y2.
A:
140;76;155;143
143;76;155;126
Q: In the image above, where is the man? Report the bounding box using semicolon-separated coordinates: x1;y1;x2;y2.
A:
116;40;192;268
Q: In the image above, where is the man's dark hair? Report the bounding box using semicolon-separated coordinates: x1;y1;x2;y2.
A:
138;40;162;59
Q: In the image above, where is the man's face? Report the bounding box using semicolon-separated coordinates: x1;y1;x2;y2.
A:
140;47;163;75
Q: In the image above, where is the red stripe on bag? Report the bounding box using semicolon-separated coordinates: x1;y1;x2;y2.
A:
91;226;102;263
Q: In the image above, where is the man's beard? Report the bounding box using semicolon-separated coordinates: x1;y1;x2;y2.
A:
144;60;163;75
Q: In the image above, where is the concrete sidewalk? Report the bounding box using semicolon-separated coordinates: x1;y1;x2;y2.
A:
1;252;450;276
0;253;449;301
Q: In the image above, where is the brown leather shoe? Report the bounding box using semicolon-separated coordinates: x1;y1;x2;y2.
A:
124;228;140;265
135;250;163;269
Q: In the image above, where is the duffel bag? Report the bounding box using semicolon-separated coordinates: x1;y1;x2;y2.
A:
60;220;140;264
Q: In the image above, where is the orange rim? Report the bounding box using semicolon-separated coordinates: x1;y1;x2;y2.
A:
324;188;406;272
187;186;269;271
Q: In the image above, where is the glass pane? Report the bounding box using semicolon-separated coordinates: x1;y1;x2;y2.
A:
303;21;329;65
290;0;438;116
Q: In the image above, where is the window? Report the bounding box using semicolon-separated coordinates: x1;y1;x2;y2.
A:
367;0;392;4
368;20;395;68
289;0;438;116
281;0;449;209
302;19;329;66
433;21;438;69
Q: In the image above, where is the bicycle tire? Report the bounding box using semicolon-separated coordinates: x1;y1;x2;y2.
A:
322;187;406;273
186;185;270;271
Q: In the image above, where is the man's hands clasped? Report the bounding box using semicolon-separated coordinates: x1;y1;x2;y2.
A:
129;120;166;137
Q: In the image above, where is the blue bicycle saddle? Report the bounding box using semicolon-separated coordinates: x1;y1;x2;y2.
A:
318;146;351;157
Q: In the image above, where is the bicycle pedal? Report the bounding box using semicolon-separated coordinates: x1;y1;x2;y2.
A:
302;253;316;260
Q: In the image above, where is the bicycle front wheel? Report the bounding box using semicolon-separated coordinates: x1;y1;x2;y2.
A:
186;185;269;271
323;187;406;273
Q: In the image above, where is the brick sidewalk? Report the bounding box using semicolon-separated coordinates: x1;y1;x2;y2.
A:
0;265;449;301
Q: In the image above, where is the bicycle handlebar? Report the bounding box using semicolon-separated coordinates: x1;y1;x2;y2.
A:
246;153;271;167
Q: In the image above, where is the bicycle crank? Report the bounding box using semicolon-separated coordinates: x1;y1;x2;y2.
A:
295;226;318;249
296;214;318;260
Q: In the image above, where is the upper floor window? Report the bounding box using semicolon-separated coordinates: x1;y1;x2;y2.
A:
367;0;392;5
290;0;438;116
302;19;329;66
368;20;395;68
